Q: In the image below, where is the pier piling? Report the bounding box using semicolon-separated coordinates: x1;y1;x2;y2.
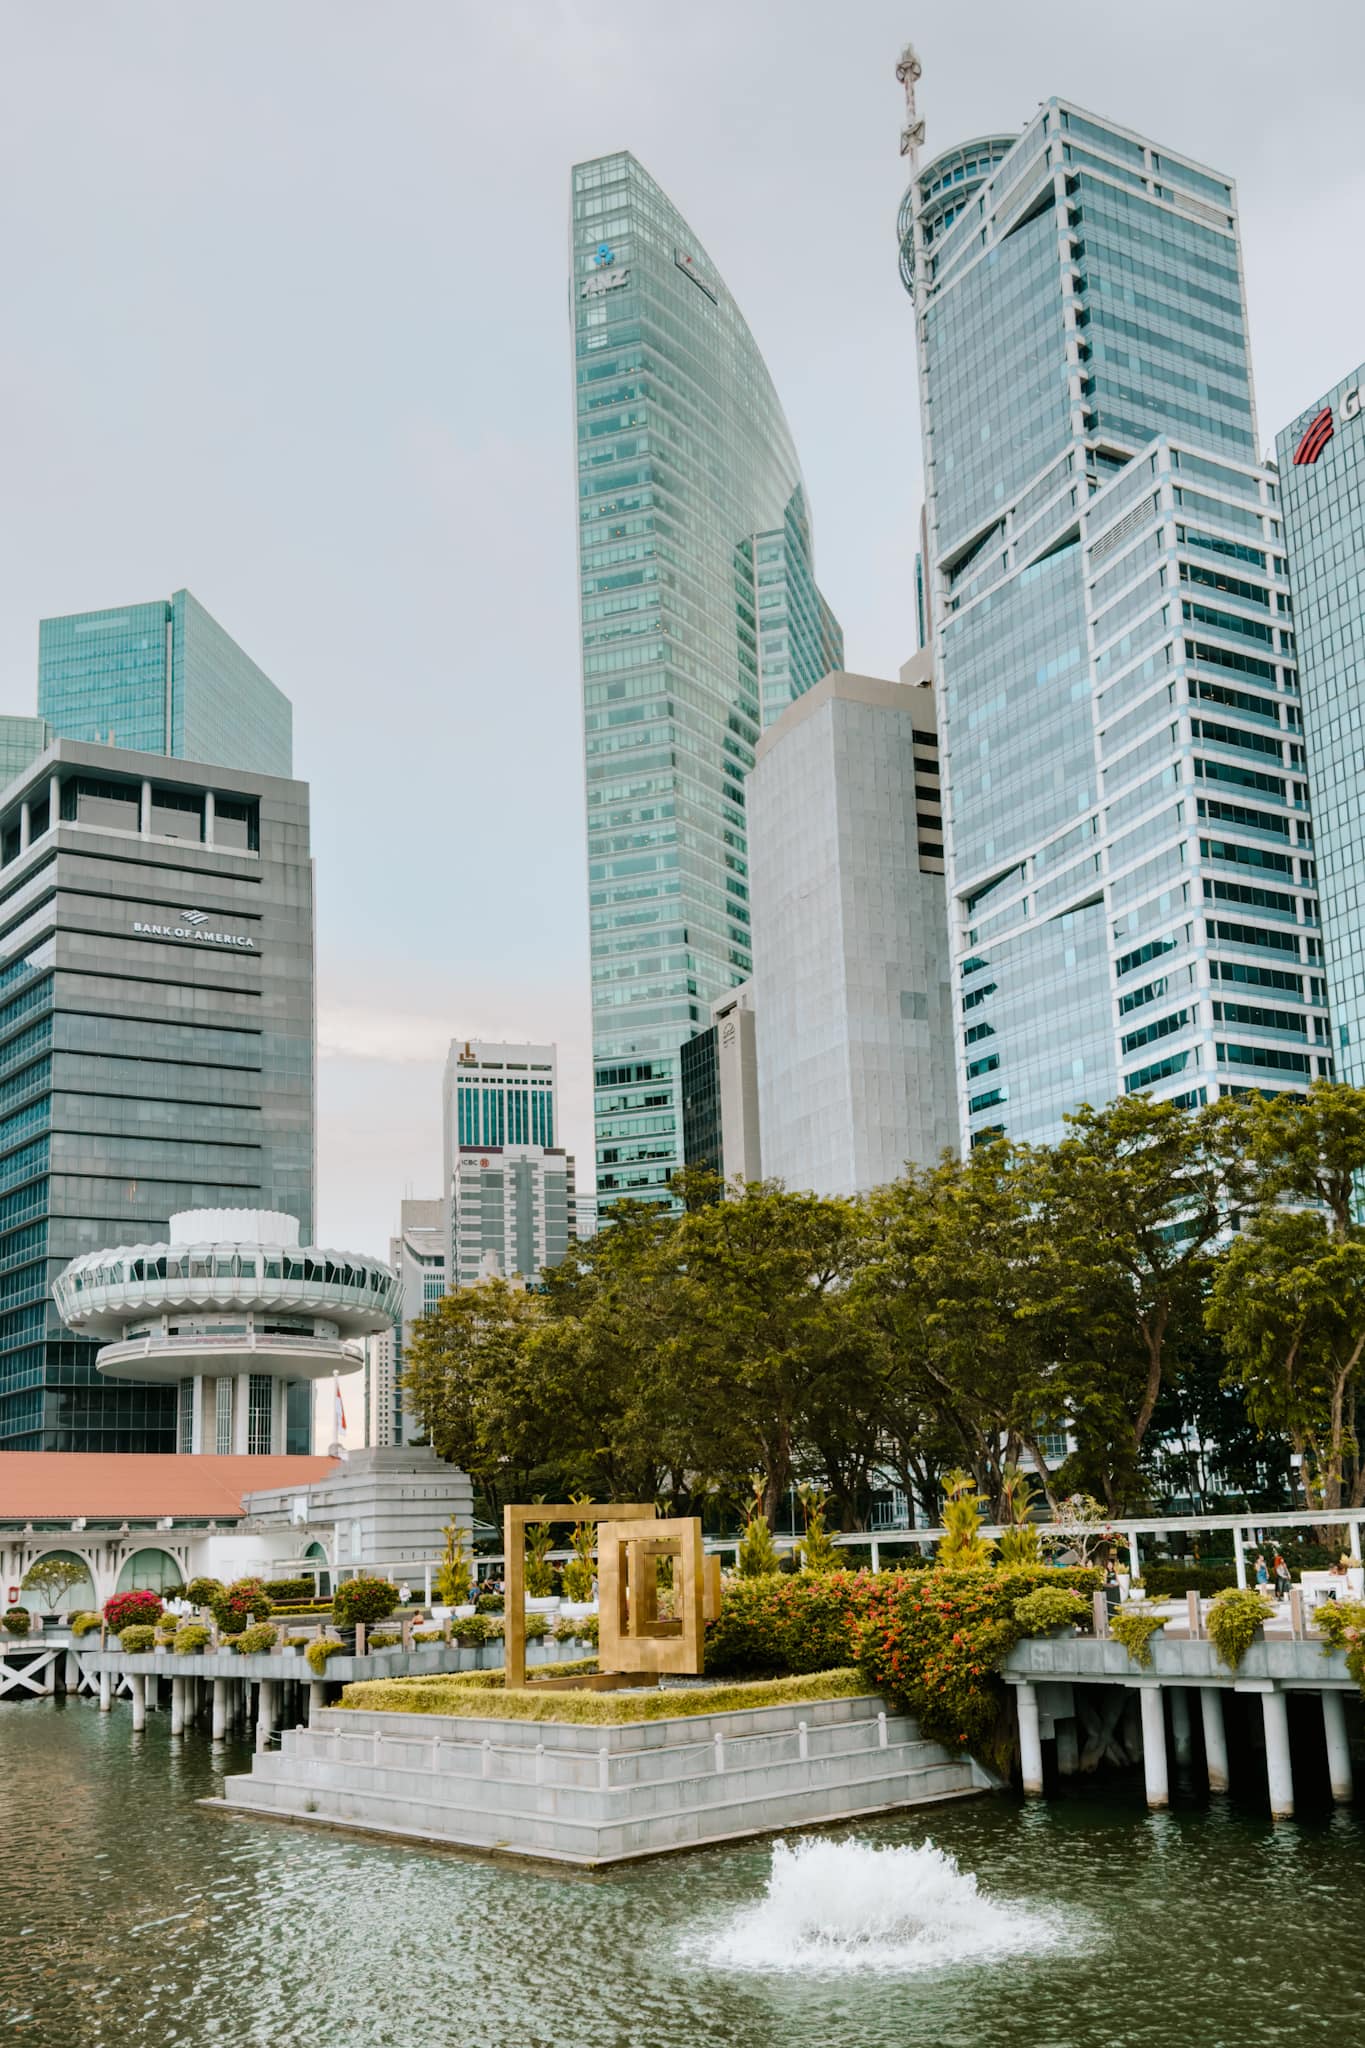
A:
1321;1691;1353;1805
1139;1687;1168;1808
1200;1688;1229;1791
1261;1690;1294;1819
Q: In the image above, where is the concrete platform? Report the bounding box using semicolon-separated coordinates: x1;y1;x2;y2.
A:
206;1692;988;1864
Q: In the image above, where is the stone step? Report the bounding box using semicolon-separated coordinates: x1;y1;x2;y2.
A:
218;1748;976;1864
230;1729;952;1825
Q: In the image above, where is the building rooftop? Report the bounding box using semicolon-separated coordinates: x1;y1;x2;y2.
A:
0;1453;339;1522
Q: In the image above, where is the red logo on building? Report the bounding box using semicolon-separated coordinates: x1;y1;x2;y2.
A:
1293;407;1334;465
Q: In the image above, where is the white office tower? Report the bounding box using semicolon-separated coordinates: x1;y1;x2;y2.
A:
365;1198;447;1447
748;664;957;1195
441;1040;577;1287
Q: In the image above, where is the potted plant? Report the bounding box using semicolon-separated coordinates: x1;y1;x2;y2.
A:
1206;1587;1274;1671
1012;1585;1088;1638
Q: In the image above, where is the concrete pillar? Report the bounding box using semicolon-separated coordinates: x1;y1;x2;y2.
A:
1170;1686;1193;1767
1186;1590;1201;1639
1234;1531;1248;1590
212;1678;228;1740
98;1668;112;1713
1056;1717;1080;1776
870;1539;881;1574
49;774;61;830
1262;1689;1293;1820
309;1681;325;1719
256;1679;274;1752
170;1677;184;1736
1201;1688;1229;1792
1017;1681;1045;1796
130;1674;146;1731
203;789;215;847
1139;1688;1168;1809
1321;1691;1354;1805
18;802;30;852
140;779;152;836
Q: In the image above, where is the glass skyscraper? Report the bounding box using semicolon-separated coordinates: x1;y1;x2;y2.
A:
38;589;292;779
572;153;842;1207
1276;366;1365;1084
900;97;1328;1147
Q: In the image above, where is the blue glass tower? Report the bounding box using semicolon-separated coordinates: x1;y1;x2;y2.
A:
38;589;292;780
898;83;1329;1146
572;154;842;1208
1276;366;1365;1085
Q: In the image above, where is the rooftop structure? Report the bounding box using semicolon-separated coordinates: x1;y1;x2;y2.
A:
53;1210;400;1456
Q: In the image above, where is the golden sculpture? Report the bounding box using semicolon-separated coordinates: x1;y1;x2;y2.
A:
501;1502;721;1690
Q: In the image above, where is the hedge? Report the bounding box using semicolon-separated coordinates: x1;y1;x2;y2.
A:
703;1569;915;1678
1139;1563;1236;1599
339;1667;867;1725
104;1590;163;1633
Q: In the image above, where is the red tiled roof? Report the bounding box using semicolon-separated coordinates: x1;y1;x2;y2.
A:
0;1454;340;1521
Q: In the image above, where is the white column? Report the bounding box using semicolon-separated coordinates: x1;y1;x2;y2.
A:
1139;1687;1168;1809
130;1674;146;1731
1127;1527;1141;1583
190;1377;206;1456
232;1373;250;1455
871;1539;881;1574
170;1676;184;1736
1349;1519;1362;1563
18;802;30;852
140;779;152;836
212;1678;228;1741
309;1681;326;1719
98;1668;112;1713
49;774;60;829
256;1679;274;1752
1321;1691;1353;1804
1234;1530;1247;1590
203;789;215;847
1201;1688;1229;1792
1016;1681;1044;1796
1261;1690;1293;1819
1170;1686;1193;1766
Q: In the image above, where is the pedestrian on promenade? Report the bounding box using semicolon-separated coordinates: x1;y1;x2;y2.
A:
1273;1553;1291;1601
1253;1553;1269;1589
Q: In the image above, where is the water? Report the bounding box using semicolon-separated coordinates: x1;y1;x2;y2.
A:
2;1699;1363;2048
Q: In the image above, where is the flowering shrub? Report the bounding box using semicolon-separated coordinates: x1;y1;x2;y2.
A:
306;1636;347;1676
2;1606;32;1637
184;1576;224;1609
333;1577;399;1627
554;1614;600;1647
704;1570;923;1678
103;1590;163;1633
367;1630;400;1650
853;1566;1103;1766
211;1580;273;1635
236;1623;279;1655
1312;1598;1365;1696
173;1623;211;1654
117;1624;157;1653
71;1611;102;1637
1012;1585;1089;1638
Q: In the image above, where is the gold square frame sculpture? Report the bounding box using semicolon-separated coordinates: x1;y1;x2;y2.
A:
502;1502;720;1689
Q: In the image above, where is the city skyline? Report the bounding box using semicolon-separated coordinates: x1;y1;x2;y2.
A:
2;3;1363;1252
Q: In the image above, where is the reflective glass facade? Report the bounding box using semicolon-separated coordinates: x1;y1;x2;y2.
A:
0;741;315;1451
39;590;292;779
572;153;842;1207
1276;367;1365;1084
904;101;1327;1146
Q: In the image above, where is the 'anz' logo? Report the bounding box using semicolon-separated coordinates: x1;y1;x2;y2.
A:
1293;407;1335;465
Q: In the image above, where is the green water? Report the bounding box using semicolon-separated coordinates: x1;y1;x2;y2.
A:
1;1699;1362;2048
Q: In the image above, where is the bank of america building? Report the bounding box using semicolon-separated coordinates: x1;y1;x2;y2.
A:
0;739;313;1450
902;99;1329;1147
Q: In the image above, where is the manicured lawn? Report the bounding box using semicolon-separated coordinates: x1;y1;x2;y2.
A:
338;1665;867;1724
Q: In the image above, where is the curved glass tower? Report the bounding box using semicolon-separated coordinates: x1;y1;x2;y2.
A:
572;153;842;1208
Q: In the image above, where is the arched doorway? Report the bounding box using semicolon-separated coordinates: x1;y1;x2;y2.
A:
22;1548;96;1614
303;1541;331;1598
114;1548;184;1595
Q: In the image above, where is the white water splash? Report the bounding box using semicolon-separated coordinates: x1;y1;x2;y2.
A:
691;1836;1065;1975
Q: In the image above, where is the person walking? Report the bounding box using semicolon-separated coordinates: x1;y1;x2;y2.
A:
1253;1553;1269;1590
1273;1553;1291;1601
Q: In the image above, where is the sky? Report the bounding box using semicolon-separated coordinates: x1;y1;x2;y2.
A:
2;0;1363;1272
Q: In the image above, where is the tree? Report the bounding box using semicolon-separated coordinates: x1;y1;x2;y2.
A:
1029;1095;1243;1508
796;1487;840;1572
435;1518;472;1606
936;1474;995;1566
21;1557;89;1612
1208;1083;1365;1514
667;1180;868;1522
737;1489;781;1576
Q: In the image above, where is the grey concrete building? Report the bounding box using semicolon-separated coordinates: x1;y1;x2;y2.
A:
0;738;315;1451
681;982;762;1186
241;1446;473;1584
748;663;956;1195
366;1197;447;1447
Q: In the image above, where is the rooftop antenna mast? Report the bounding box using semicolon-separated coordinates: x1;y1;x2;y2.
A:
896;42;925;172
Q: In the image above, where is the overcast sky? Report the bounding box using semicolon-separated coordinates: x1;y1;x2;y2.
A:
3;0;1363;1272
